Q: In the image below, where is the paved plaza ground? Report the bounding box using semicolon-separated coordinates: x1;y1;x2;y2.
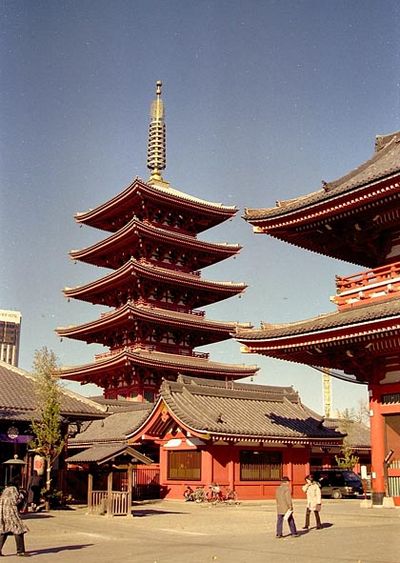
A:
1;499;399;562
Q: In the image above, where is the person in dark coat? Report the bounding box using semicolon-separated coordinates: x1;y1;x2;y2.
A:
0;478;30;557
275;476;299;538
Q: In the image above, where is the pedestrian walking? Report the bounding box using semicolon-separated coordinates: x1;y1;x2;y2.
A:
302;474;322;530
27;470;42;512
0;478;30;557
275;476;299;538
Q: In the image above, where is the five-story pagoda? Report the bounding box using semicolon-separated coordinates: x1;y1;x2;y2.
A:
57;82;258;402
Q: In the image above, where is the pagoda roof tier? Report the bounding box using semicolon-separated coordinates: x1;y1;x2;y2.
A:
75;177;237;234
63;258;246;307
244;131;400;267
56;301;252;347
70;217;241;270
59;348;259;384
236;296;400;382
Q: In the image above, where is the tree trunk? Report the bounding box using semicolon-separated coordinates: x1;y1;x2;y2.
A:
44;456;52;510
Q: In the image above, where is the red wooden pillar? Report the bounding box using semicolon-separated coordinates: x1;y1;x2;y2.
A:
159;445;168;488
285;447;294;487
228;458;235;490
370;385;386;505
106;470;113;517
202;449;213;486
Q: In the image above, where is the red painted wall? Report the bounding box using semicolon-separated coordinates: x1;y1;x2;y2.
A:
159;444;311;500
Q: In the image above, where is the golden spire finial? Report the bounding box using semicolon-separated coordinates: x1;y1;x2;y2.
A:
147;80;168;186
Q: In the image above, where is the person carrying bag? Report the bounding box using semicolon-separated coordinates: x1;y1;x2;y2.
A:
302;474;322;530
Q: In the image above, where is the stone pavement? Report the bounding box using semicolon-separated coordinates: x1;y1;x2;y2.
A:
1;499;399;562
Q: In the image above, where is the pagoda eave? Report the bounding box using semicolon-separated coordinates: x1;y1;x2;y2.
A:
63;258;246;306
70;217;241;270
75;178;238;234
245;174;400;268
245;173;400;226
56;302;245;345
238;312;400;382
60;349;259;384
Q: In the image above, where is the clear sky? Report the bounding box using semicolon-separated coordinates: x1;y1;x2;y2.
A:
1;0;399;415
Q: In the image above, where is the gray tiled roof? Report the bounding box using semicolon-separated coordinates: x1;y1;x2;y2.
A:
65;443;153;465
69;404;153;445
245;131;400;221
157;376;342;443
323;418;370;449
0;361;106;420
88;396;153;413
236;296;400;340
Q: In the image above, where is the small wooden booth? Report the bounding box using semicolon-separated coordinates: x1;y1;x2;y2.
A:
66;444;152;517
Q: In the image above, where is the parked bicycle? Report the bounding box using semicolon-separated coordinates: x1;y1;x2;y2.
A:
183;485;208;503
183;485;195;502
183;484;240;505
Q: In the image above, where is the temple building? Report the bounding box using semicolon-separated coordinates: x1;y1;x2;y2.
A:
237;131;400;505
66;375;345;501
58;83;351;503
57;82;258;402
0;360;106;488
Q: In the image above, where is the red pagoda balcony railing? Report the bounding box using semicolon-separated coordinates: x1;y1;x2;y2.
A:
95;347;125;361
94;346;209;361
332;261;400;309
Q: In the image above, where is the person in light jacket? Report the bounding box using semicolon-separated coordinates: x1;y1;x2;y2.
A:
302;474;322;530
0;478;30;557
275;476;299;538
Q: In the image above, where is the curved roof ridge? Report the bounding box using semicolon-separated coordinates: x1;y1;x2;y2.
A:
156;376;341;441
75;177;237;223
237;295;400;340
176;374;298;400
245;131;400;221
60;347;258;375
70;216;241;259
57;301;250;335
322;130;400;192
64;257;247;295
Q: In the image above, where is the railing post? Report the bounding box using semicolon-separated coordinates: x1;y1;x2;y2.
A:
106;471;113;517
87;473;93;513
127;464;133;517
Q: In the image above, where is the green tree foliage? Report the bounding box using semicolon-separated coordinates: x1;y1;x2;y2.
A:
335;445;360;470
335;408;360;470
30;347;65;491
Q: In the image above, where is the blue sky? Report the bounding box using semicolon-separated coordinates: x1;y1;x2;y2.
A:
1;0;399;414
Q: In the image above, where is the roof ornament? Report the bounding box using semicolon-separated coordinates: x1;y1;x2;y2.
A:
147;81;169;187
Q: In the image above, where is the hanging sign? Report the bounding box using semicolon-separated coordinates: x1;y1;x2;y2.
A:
7;426;19;440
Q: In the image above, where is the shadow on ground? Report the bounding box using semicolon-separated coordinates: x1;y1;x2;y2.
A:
29;543;93;555
132;509;186;517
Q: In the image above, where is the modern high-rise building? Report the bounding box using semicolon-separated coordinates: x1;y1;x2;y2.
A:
0;309;22;366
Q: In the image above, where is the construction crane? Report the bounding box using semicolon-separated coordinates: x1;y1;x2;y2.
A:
322;369;332;418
